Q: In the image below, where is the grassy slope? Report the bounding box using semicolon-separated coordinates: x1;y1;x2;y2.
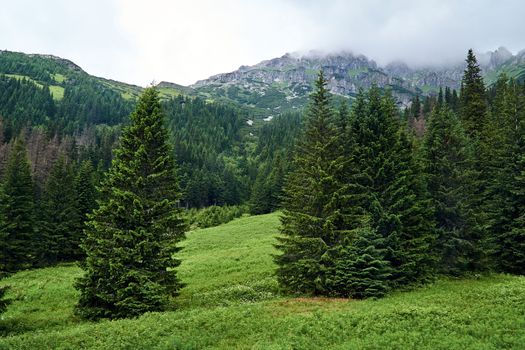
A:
0;213;524;349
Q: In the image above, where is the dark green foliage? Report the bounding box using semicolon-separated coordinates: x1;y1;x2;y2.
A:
0;75;55;138
183;204;248;229
163;96;249;208
500;153;525;274
75;88;185;320
332;225;391;298
40;155;81;263
349;87;436;285
0;138;36;272
276;71;351;295
487;77;525;274
249;153;287;214
460;49;487;136
250;112;302;214
422;107;481;274
75;160;97;224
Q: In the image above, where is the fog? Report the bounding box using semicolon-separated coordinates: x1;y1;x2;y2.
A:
1;0;524;86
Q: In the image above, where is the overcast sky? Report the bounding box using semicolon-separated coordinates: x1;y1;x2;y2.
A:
0;0;524;86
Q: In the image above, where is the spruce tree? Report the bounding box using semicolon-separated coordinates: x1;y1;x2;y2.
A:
75;88;185;320
500;153;525;274
75;160;97;229
494;80;525;274
350;87;435;285
41;155;81;263
460;49;487;136
0;188;11;317
422;107;480;274
0;138;36;272
332;224;392;298
275;71;352;295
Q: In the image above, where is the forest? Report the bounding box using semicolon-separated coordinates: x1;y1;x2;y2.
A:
0;48;524;346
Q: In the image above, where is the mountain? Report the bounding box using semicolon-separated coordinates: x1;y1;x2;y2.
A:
185;47;525;115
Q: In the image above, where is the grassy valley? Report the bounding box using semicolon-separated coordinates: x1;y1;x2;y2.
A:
0;213;524;349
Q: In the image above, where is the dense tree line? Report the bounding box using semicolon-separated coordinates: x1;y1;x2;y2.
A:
277;50;525;298
0;138;99;272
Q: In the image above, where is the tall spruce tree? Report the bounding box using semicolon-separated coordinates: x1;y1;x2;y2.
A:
460;49;487;137
422;107;481;274
75;160;97;229
494;79;525;274
349;87;435;285
0;138;36;272
41;155;81;263
75;88;185;320
275;71;352;295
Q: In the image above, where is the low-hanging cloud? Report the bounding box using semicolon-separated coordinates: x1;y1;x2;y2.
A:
1;0;524;86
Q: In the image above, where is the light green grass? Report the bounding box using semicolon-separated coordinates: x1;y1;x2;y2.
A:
1;212;524;349
52;73;66;83
49;85;64;100
4;74;64;100
5;74;43;87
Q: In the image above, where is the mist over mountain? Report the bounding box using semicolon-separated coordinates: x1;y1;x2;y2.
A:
177;46;525;113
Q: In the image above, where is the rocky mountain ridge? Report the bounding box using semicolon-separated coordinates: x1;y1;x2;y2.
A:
186;47;525;113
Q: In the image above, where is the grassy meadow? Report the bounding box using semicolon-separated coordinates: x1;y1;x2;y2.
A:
0;212;524;349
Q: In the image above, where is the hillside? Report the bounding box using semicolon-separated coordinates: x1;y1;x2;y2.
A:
0;213;524;349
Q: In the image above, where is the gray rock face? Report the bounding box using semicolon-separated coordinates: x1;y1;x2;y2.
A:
187;47;524;112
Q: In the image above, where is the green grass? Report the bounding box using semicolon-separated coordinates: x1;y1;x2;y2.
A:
49;85;65;100
52;73;66;83
1;213;524;349
5;74;43;87
4;74;64;100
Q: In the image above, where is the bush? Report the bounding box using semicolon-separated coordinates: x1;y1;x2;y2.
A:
182;205;249;229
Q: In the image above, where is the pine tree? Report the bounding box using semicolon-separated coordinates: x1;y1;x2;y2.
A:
332;224;392;298
0;138;36;272
494;79;525;274
0;188;11;317
75;88;186;320
275;71;352;295
422;107;481;274
350;88;435;285
500;152;525;274
40;155;81;263
460;49;487;136
75;160;97;228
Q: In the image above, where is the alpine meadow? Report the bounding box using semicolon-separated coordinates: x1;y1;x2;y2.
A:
1;1;525;349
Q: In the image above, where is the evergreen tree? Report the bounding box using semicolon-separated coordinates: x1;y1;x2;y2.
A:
75;88;185;320
332;224;392;298
493;79;525;274
500;153;525;274
460;49;487;136
0;188;10;317
75;160;97;227
422;107;481;274
0;138;36;271
350;87;435;285
275;71;352;295
40;155;81;263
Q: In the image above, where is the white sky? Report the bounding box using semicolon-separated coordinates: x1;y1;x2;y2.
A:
0;0;524;86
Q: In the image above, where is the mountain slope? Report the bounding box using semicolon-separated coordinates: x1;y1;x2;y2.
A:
187;47;525;114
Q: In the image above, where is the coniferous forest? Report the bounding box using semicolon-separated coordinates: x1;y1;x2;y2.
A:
0;45;524;348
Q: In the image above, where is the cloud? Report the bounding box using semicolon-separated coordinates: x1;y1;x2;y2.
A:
1;0;524;86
